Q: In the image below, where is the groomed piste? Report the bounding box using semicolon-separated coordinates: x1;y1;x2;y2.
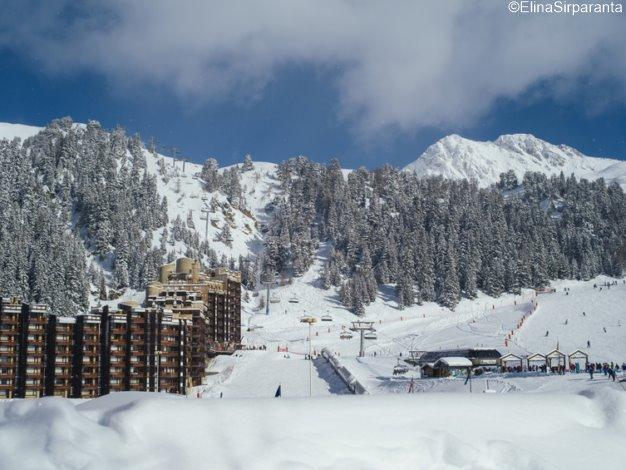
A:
0;389;625;470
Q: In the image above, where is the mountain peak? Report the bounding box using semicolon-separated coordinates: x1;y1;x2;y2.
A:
404;133;625;188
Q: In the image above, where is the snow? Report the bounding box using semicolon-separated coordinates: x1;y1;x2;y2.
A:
0;122;42;142
404;133;626;188
226;245;626;398
198;350;350;398
1;388;625;469
143;153;283;265
243;245;626;362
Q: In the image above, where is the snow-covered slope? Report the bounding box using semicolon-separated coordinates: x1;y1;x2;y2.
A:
0;122;42;141
404;133;626;188
0;122;280;262
142;151;279;262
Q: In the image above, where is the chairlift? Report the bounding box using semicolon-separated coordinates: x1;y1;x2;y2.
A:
269;294;281;303
393;360;409;375
288;296;299;304
363;331;377;340
340;331;353;340
321;313;333;322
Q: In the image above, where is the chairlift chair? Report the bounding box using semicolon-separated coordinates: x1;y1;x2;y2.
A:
363;331;377;340
288;296;299;304
321;313;333;322
393;360;409;375
340;331;353;340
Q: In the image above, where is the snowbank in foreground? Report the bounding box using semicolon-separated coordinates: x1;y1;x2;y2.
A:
1;390;625;470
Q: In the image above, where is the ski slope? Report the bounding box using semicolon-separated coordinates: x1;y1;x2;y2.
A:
218;245;626;398
198;350;350;398
244;246;626;361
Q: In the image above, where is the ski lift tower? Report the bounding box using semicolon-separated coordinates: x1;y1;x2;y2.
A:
300;316;317;397
200;207;210;241
350;321;375;357
262;271;276;316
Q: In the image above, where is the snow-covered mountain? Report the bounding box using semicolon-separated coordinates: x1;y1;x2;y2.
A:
0;122;43;141
404;133;626;188
0;120;285;311
0;121;279;263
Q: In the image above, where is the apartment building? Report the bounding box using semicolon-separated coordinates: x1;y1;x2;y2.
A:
0;256;242;399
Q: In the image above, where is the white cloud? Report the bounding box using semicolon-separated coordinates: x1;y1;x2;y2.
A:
2;0;625;134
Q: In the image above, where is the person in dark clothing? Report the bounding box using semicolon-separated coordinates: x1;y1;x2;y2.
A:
608;368;616;382
587;340;591;348
588;363;594;379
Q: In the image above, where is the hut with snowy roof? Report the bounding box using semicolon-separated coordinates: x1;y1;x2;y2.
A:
568;349;589;370
527;353;547;371
499;353;523;372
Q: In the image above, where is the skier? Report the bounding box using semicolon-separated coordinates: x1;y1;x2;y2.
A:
565;319;568;325
582;311;586;316
545;330;549;337
588;363;594;379
587;340;591;348
603;327;607;333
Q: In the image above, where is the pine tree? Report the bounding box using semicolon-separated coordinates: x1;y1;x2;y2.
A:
242;154;254;172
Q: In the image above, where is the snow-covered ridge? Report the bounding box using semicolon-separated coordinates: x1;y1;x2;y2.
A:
404;133;626;188
0;122;43;141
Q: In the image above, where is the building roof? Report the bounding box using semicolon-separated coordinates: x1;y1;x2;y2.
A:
527;353;546;361
569;349;589;358
418;348;501;365
500;353;522;361
435;357;473;368
546;349;566;357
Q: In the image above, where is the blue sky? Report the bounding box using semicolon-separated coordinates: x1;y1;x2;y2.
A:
1;1;625;168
